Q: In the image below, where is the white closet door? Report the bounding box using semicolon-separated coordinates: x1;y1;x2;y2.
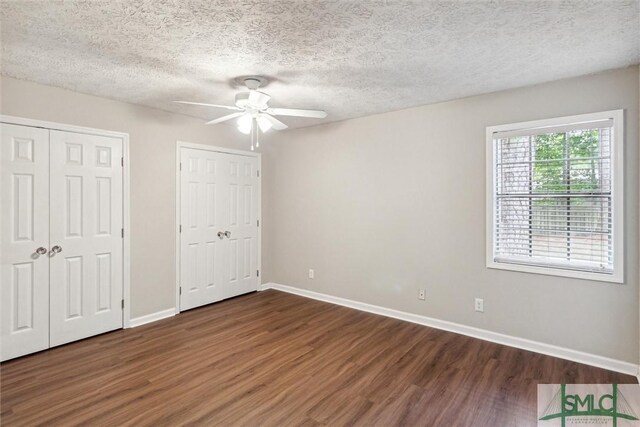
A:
221;156;259;299
49;130;123;347
180;148;226;311
0;124;50;361
179;148;259;312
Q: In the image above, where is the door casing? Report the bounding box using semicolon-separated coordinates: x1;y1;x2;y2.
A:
0;115;132;328
175;141;261;313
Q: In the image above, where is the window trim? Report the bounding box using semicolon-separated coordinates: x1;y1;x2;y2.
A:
486;110;624;283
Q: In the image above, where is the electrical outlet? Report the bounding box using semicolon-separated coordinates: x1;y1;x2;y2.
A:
418;288;426;300
308;269;314;279
475;298;484;313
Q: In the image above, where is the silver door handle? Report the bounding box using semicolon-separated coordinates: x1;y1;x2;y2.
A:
50;245;62;254
36;247;47;255
217;231;225;239
224;231;231;238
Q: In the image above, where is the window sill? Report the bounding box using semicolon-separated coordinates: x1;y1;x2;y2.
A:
486;260;623;284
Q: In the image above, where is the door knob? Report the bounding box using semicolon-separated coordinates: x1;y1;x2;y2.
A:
50;245;62;254
217;231;225;239
36;247;47;255
224;231;231;238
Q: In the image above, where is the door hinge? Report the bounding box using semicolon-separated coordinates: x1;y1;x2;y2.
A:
179;287;182;295
180;162;182;171
121;157;124;167
121;228;124;238
121;299;124;309
257;269;260;277
257;170;260;178
179;224;182;233
257;219;259;227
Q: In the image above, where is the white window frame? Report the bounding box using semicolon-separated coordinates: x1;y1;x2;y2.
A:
486;110;624;283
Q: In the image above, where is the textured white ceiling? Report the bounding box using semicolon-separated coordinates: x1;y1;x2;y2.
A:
1;1;638;129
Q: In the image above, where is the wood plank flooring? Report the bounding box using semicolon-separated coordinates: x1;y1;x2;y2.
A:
1;290;636;426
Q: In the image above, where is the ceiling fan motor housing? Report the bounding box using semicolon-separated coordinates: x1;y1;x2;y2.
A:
235;91;270;109
235;92;251;108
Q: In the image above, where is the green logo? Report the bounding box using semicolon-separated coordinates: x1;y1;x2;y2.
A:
539;384;639;427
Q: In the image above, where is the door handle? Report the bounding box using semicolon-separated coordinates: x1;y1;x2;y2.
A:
50;245;62;255
35;247;47;255
224;231;231;238
217;231;225;239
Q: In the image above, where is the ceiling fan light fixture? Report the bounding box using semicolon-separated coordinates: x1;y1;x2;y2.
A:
256;115;273;132
237;114;252;134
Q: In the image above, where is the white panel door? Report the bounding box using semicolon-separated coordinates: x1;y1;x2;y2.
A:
49;130;123;347
0;124;50;361
180;148;226;311
179;148;259;312
222;156;259;299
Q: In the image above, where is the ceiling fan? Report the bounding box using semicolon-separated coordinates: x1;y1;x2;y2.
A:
174;77;327;146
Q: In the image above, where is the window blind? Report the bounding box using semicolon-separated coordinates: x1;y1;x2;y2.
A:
492;120;614;273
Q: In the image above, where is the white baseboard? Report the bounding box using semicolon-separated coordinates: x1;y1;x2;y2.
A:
129;308;176;328
262;282;639;377
258;283;272;291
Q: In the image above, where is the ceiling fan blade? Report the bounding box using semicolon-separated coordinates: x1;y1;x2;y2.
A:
248;90;271;106
174;101;241;111
266;107;327;119
260;113;288;130
205;112;244;125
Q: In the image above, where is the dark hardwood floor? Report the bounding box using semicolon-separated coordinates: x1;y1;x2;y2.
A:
1;290;636;426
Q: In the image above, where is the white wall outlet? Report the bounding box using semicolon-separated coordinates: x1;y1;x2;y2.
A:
308;269;314;279
475;298;484;313
418;288;426;300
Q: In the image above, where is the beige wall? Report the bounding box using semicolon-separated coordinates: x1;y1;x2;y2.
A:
262;66;640;363
0;76;247;318
2;67;638;363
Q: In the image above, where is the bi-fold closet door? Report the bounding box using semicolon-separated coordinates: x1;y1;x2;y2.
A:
1;123;124;361
179;147;259;312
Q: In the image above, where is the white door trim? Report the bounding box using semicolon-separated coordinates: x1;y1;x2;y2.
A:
0;114;132;328
175;141;261;313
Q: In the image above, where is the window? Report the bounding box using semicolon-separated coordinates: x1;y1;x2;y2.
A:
486;110;624;283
